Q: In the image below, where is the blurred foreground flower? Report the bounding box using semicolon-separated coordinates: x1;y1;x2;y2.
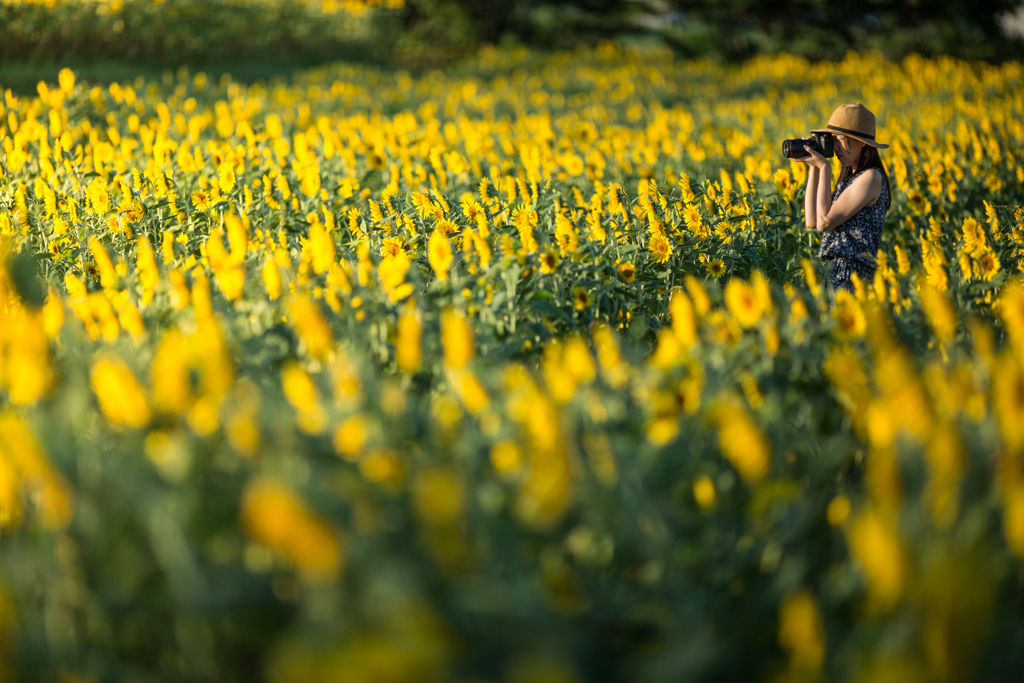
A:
241;477;343;581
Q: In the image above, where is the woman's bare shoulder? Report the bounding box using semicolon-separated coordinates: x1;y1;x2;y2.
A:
856;168;883;183
851;168;884;206
851;169;883;191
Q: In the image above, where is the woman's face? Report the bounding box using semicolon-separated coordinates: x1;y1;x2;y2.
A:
833;134;866;167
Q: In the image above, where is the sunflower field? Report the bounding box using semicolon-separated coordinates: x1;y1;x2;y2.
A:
1;43;1024;682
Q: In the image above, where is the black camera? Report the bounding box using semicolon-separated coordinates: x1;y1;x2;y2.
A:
782;132;834;160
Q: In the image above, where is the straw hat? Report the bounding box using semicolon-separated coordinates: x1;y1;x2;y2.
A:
810;103;888;149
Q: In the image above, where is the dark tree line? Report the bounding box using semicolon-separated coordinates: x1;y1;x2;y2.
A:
0;0;1020;91
391;0;1024;62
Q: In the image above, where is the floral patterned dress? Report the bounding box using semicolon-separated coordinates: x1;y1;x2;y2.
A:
817;169;890;293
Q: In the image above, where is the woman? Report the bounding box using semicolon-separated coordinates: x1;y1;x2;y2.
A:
797;103;891;293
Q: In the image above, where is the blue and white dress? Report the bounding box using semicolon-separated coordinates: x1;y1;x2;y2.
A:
817;169;890;292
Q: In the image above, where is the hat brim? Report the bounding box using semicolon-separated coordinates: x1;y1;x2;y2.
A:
810;128;889;149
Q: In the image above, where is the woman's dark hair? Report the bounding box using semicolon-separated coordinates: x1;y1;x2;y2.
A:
837;144;891;212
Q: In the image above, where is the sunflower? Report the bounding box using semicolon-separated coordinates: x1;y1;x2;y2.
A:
381;236;406;259
906;189;931;216
435;219;458;236
712;400;769;482
924;258;949;292
961;217;987;255
985;200;1001;232
562;153;585;176
832;290;866;339
378;251;412;296
649;232;672;264
428;229;453;280
683;206;704;233
87;180;111;215
724;278;763;328
123;198;145;224
992;353;1024;452
511;204;533;228
1001;286;1024;345
191;190;211;213
919;286;957;343
978;251;1001;281
219;164;236;194
540;249;560;274
572;286;591;311
617;261;636;283
707;258;726;279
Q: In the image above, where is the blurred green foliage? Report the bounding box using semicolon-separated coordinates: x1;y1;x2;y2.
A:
1;0;1022;89
0;0;389;90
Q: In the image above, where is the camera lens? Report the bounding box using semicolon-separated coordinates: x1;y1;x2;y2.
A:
782;139;807;159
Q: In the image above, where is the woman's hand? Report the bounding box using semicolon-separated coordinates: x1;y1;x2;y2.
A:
802;145;828;169
791;137;828;169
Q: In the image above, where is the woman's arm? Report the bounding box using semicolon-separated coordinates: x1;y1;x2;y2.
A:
815;169;882;233
814;162;833;232
804;165;819;230
799;145;883;233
